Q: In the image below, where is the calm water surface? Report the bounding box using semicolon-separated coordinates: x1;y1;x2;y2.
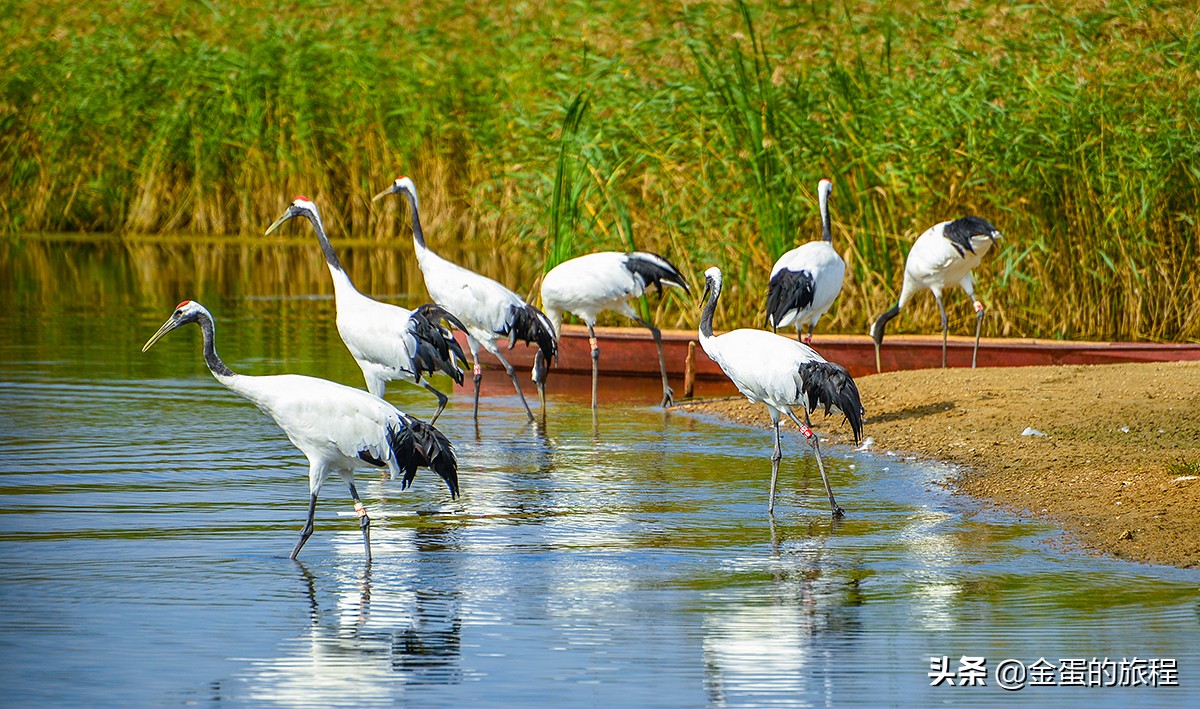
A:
1;238;1198;707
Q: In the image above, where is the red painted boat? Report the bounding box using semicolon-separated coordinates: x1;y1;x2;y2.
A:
460;325;1200;399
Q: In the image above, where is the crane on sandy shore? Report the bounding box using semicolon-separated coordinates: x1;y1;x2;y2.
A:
372;176;557;423
765;178;845;344
869;216;1002;372
142;300;459;562
265;196;467;424
538;251;690;409
698;267;864;517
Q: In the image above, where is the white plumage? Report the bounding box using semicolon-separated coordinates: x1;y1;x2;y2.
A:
765;178;846;343
265;196;467;423
699;267;863;516
374;177;557;422
870;216;1002;372
142;301;459;562
540;250;690;408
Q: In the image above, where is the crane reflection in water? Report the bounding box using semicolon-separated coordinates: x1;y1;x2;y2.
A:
239;525;467;706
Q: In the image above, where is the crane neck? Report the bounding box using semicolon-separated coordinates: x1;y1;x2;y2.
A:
305;212;345;274
196;311;235;379
699;276;721;340
403;190;428;252
819;190;832;243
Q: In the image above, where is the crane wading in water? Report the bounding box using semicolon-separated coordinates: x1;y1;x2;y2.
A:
265;196;467;424
141;301;459;562
870;216;1002;372
539;251;690;409
698;267;864;517
373;177;557;423
765;178;845;344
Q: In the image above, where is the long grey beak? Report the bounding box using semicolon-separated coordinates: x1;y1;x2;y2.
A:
264;207;298;236
142;315;181;352
371;185;398;203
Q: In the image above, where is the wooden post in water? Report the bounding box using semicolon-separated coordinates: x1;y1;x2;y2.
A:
683;340;696;399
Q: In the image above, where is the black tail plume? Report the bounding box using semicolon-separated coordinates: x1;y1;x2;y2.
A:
410;303;467;384
942;216;1000;256
624;252;691;296
388;416;460;498
502;303;558;364
765;268;816;329
798;361;864;444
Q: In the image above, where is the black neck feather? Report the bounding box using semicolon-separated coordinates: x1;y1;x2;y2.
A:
403;190;427;250
700;277;720;338
304;213;344;273
197;313;234;378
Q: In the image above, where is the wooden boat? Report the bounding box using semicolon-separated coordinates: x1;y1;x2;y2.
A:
460;325;1200;399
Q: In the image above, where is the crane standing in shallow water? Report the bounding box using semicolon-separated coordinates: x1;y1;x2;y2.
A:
373;177;557;423
699;267;864;517
869;216;1002;372
265;196;467;424
765;178;845;344
538;251;690;409
142;301;459;563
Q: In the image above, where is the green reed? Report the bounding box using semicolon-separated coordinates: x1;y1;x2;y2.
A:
2;0;1197;341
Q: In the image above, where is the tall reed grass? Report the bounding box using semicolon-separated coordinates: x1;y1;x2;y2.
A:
2;0;1197;341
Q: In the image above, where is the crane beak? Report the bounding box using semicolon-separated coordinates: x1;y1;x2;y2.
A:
264;206;299;236
371;184;398;203
141;315;182;353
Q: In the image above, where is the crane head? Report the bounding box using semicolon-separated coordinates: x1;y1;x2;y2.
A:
371;176;418;208
818;178;833;196
701;266;723;302
265;196;320;236
142;300;209;352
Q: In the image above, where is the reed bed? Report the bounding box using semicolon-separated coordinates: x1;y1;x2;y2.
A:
2;0;1197;341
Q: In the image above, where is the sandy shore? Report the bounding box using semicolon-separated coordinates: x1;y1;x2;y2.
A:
676;361;1200;568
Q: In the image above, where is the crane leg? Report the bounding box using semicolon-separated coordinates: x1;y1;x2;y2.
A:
786;409;845;518
466;338;483;422
345;476;371;564
972;300;985;369
534;350;548;412
635;317;674;408
588;324;600;410
492;348;535;422
471;363;482;421
936;295;949;368
290;493;318;560
804;324;814;345
769;420;782;516
422;382;449;425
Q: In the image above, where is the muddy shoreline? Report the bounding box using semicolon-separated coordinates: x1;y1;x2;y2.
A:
676;361;1200;568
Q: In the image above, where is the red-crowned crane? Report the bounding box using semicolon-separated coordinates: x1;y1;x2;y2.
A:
538;251;690;409
869;216;1002;372
142;301;459;563
265;196;467;424
372;177;557;423
698;267;864;517
765;178;845;344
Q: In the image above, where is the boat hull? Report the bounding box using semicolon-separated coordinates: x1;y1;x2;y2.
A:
459;325;1200;400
